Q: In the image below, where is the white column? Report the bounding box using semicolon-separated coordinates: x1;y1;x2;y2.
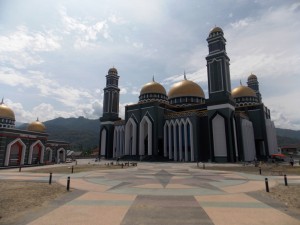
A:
184;123;188;161
173;124;177;161
164;124;167;157
179;123;183;161
168;123;172;159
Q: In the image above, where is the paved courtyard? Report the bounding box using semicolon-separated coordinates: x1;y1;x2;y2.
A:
1;162;300;225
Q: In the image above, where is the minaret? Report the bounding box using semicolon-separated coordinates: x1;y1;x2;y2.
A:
206;27;237;163
247;73;262;103
99;67;121;159
206;27;233;103
101;67;120;121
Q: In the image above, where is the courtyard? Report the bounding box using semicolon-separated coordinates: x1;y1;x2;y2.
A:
0;160;299;225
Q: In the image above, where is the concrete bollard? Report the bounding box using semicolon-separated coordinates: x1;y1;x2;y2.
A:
284;174;288;186
265;178;269;192
67;176;70;191
259;167;262;175
71;166;74;174
49;172;52;185
203;163;205;169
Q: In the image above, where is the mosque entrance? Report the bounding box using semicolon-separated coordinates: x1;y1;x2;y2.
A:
9;142;22;166
32;144;41;164
144;135;148;155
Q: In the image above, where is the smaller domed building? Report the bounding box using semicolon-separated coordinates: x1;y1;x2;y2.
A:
99;27;278;163
0;100;69;167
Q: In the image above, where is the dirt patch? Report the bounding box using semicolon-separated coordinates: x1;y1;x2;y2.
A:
29;163;131;174
195;164;300;176
0;180;67;225
257;184;300;214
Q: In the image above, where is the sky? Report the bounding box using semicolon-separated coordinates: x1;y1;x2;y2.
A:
0;0;300;130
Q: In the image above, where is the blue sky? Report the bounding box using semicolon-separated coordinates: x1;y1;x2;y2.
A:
0;0;300;129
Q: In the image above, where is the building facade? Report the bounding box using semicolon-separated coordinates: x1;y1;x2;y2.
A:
99;27;278;162
0;99;69;167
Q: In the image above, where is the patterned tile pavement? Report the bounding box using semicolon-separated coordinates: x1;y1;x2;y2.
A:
0;162;299;225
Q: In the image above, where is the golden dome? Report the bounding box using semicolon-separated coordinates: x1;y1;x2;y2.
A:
108;67;118;74
210;26;223;34
168;79;205;99
232;85;256;98
248;73;257;80
0;100;15;120
140;81;166;96
27;118;46;132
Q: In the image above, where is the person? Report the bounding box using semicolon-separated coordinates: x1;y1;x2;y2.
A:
290;156;294;166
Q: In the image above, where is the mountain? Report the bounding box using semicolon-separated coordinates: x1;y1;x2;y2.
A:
18;116;99;151
17;117;300;150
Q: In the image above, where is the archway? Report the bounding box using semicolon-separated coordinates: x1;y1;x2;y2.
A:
56;148;66;163
45;147;53;163
5;138;26;166
125;118;137;155
139;116;152;156
28;140;45;164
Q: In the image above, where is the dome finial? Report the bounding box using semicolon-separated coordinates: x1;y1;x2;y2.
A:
240;80;243;86
0;97;3;105
36;117;39;122
184;71;187;80
152;75;155;82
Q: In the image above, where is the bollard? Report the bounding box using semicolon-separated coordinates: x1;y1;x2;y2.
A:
265;178;269;192
49;172;52;185
75;160;77;165
71;166;74;174
122;163;123;168
259;167;262;175
203;163;205;169
67;176;70;191
284;174;288;186
197;162;199;168
19;165;22;172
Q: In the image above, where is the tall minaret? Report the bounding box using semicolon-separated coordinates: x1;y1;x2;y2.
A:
206;27;237;163
247;73;262;103
99;67;121;159
206;27;233;103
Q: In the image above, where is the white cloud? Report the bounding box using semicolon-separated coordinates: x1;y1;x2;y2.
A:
59;7;112;49
0;26;60;68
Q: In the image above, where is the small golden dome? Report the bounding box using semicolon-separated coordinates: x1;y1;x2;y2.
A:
232;85;256;98
27;118;46;132
108;67;118;74
248;73;257;80
0;100;15;120
210;26;223;34
140;81;166;96
168;79;205;99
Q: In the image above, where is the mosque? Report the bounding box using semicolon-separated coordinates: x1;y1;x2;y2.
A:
0;99;69;167
99;27;278;162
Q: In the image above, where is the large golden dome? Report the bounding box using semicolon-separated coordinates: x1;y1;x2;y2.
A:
140;81;166;95
0;101;15;120
232;85;256;98
27;118;46;132
168;79;205;99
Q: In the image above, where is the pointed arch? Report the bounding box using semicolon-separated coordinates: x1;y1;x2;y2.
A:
212;113;227;158
28;140;45;164
56;148;66;163
46;147;53;162
5;138;26;166
125;117;137;155
186;118;195;161
139;116;153;156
